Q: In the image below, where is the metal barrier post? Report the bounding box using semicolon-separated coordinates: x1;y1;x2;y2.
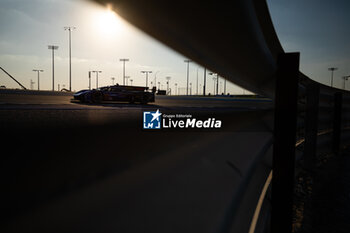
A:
304;83;320;169
271;53;300;233
332;92;342;154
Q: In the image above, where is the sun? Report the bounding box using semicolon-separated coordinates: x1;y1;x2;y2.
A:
94;6;125;37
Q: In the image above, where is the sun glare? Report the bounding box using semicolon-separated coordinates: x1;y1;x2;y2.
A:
94;7;125;37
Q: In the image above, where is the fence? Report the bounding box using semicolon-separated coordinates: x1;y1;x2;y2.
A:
241;53;350;233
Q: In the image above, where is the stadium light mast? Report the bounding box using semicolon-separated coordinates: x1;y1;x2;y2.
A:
166;76;171;95
64;26;76;91
212;76;217;95
343;75;350;90
88;71;91;90
209;72;218;95
91;70;102;88
48;45;59;91
184;59;192;95
216;75;220;95
328;67;338;87
120;58;129;85
203;67;206;96
30;79;35;90
32;69;44;91
141;71;152;88
224;78;227;95
154;71;160;88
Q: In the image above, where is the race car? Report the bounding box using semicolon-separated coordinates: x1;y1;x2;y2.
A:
73;85;155;104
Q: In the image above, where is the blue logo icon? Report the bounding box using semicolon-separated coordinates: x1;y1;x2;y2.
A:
143;109;162;129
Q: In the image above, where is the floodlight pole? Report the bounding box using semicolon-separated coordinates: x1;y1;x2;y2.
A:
184;59;192;95
203;67;206;96
196;67;199;95
343;75;350;90
88;71;91;90
120;58;129;85
141;71;152;88
166;76;171;95
30;79;35;90
216;75;219;95
224;78;227;95
154;71;159;88
212;77;216;95
64;26;76;91
48;45;59;91
92;70;102;88
209;72;218;95
32;69;44;91
328;67;338;87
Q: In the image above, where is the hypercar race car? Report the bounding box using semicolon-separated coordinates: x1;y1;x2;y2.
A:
73;85;155;104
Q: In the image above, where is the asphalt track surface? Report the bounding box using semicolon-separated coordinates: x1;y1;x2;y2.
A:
0;90;274;233
0;90;272;129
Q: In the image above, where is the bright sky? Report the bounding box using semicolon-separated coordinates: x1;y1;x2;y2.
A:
0;0;247;94
0;0;349;92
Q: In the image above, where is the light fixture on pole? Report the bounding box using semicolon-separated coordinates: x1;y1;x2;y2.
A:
91;70;102;88
328;67;338;87
119;58;129;85
64;26;76;91
184;59;192;95
141;71;152;88
48;45;59;91
111;77;115;85
32;69;44;91
130;79;133;86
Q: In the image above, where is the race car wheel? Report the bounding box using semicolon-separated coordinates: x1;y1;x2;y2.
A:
129;96;135;104
92;91;103;103
141;96;148;105
82;93;90;103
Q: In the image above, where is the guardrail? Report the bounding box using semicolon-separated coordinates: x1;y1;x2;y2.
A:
243;53;350;233
212;52;350;233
